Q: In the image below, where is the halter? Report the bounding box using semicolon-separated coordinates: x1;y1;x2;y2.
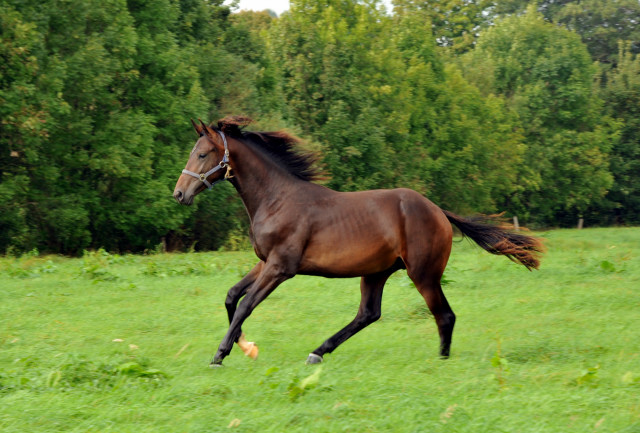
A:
181;130;233;189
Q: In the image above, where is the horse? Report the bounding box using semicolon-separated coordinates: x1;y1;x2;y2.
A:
173;116;543;367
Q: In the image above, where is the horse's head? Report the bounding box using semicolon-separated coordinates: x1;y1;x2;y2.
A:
173;119;230;205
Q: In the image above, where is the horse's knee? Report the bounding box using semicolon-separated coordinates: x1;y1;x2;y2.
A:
225;293;236;310
225;286;247;328
225;285;244;308
368;310;381;323
355;310;380;327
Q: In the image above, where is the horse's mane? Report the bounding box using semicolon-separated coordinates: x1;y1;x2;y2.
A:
216;116;320;182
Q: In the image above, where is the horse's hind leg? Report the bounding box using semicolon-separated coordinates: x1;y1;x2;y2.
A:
307;269;392;364
404;241;455;357
412;275;456;358
401;197;456;358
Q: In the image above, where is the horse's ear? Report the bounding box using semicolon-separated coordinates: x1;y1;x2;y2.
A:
198;119;212;137
191;118;203;136
200;120;219;140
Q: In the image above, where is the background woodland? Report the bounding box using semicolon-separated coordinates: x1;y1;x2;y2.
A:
1;0;639;254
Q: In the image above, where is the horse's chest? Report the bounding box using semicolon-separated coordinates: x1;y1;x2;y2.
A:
251;215;303;260
250;225;284;258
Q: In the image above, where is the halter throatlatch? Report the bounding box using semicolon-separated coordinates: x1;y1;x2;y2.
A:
181;130;232;189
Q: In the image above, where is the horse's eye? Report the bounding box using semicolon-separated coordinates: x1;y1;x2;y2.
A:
198;153;206;159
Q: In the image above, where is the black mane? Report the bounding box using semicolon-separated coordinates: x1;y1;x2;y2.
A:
216;116;320;182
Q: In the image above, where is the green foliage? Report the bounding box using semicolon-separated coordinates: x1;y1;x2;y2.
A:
0;248;58;278
1;0;639;254
287;366;323;401
554;0;640;64
393;0;495;54
1;354;167;394
597;43;640;224
494;0;640;65
274;0;398;190
572;365;600;387
463;6;616;224
273;1;523;212
81;248;121;282
622;371;640;386
0;0;275;255
0;4;58;252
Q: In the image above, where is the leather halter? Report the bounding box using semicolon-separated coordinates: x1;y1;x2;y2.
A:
181;130;232;189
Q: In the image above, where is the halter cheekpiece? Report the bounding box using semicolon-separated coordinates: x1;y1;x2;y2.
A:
181;130;232;189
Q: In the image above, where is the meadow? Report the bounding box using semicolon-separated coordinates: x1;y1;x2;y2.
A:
1;227;639;432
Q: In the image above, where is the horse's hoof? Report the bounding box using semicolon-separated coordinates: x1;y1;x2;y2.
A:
209;360;224;368
245;343;259;360
306;353;323;364
237;334;259;360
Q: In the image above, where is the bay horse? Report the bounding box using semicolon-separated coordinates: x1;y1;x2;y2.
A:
173;116;543;367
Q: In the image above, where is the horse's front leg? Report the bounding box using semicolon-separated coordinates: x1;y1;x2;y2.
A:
212;260;293;366
223;261;264;359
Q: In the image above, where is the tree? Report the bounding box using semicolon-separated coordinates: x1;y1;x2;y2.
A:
272;1;524;212
393;0;495;54
493;0;640;65
598;43;640;224
272;0;399;190
0;0;271;254
463;6;615;224
391;7;524;213
555;0;640;64
0;4;59;252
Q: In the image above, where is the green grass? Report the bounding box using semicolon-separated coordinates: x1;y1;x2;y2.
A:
1;228;639;432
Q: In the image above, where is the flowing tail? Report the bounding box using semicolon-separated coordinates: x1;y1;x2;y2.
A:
443;210;544;270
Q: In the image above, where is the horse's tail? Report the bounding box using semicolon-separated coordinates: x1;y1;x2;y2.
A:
443;210;544;270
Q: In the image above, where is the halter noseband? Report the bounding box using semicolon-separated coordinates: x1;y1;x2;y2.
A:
181;130;232;190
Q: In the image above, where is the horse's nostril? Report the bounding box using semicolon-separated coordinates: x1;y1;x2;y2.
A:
173;190;183;202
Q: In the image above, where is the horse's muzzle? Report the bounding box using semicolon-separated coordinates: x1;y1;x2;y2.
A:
173;188;193;205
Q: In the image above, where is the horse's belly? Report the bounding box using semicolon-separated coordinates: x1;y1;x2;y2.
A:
298;234;400;277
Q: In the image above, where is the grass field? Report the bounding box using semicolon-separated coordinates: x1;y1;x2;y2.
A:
1;227;639;432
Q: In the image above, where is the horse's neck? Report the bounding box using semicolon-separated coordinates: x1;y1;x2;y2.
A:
229;140;304;220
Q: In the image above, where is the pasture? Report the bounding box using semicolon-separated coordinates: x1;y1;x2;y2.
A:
1;227;639;432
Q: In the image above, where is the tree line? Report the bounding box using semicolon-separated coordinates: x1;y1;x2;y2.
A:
1;0;639;255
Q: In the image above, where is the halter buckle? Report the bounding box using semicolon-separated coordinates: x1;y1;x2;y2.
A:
225;165;234;179
199;173;206;181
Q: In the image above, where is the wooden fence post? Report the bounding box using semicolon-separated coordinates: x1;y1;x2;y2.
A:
513;216;519;231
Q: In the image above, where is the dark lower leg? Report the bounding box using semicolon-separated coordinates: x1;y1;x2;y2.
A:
213;266;288;365
420;283;455;358
435;309;456;357
311;316;375;358
224;262;263;342
310;272;388;360
213;293;266;364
